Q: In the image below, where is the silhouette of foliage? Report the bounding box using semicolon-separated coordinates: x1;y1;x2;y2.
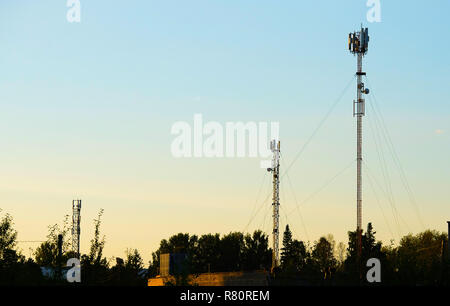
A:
1;207;449;286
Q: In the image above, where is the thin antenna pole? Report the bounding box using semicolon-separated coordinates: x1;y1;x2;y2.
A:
268;140;281;272
72;199;82;258
356;52;363;260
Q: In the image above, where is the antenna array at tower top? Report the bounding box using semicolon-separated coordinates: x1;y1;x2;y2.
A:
349;27;369;55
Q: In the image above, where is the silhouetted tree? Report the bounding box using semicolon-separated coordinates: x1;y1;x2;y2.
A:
280;225;308;276
0;211;45;285
192;233;221;273
112;248;147;286
34;214;76;270
242;230;272;271
81;209;109;285
149;230;271;276
0;210;18;259
218;232;244;271
395;230;447;285
280;225;293;268
342;222;385;284
311;236;336;283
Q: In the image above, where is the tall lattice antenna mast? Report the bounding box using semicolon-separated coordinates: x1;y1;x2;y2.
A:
267;139;280;272
348;26;370;262
72;199;82;258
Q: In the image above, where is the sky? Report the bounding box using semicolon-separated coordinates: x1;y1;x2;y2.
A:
0;0;449;263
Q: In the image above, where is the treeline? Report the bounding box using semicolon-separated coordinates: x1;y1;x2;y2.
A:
148;230;272;277
0;209;147;286
148;223;450;286
1;208;449;286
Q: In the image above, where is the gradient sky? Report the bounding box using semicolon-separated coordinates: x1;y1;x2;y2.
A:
1;0;449;263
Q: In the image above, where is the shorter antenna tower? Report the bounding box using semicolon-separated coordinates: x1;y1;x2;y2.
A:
267;140;280;272
72;199;82;258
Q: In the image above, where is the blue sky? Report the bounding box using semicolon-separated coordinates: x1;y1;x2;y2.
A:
0;1;449;262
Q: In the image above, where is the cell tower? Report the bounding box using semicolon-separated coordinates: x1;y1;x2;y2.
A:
267;139;280;272
348;26;370;261
72;199;82;258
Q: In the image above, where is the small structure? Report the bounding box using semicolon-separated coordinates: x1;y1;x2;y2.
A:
148;270;269;286
148;253;270;286
159;253;188;277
